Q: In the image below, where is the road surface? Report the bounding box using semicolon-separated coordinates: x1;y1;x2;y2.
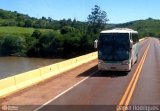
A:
1;37;160;111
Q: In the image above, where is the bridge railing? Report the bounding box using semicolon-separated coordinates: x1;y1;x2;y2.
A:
0;52;97;98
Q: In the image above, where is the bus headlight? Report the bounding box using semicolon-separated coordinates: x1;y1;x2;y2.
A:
98;60;104;64
122;60;129;65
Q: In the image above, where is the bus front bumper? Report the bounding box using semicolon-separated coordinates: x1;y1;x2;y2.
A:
98;62;131;71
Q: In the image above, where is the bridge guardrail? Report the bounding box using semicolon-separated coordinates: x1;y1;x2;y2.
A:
0;52;98;98
139;37;147;42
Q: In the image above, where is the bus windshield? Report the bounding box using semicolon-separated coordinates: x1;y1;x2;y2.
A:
98;33;130;61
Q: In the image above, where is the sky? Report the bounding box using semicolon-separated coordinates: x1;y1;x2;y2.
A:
0;0;160;23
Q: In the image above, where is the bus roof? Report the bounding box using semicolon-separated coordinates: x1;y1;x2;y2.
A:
100;28;138;34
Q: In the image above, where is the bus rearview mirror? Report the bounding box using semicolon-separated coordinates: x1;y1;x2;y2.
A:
130;40;133;49
94;39;98;49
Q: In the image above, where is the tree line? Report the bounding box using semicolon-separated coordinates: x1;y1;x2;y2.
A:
0;5;108;58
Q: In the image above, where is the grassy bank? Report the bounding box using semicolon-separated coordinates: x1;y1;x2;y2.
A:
0;26;53;37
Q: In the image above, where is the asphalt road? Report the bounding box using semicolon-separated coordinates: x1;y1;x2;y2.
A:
35;38;160;111
1;38;160;111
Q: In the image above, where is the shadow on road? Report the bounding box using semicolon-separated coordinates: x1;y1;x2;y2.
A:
91;71;129;78
77;65;129;78
77;65;98;77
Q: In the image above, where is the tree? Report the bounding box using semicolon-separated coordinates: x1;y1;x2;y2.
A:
63;37;81;58
87;5;109;35
147;17;153;20
0;37;4;55
33;19;46;28
24;19;33;27
31;30;42;39
60;26;78;35
42;16;46;20
80;35;94;54
1;36;26;55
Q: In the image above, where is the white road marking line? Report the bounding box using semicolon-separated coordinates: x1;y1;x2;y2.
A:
33;70;98;111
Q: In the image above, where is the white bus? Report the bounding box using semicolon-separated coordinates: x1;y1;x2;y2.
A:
94;28;139;71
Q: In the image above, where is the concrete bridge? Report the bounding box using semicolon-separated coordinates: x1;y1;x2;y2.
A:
1;37;160;111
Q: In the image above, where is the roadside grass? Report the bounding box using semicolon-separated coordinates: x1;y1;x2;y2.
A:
0;26;53;37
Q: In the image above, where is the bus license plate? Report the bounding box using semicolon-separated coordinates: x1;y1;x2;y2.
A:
111;67;116;69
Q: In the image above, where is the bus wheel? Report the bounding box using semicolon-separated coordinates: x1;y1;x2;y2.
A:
135;54;138;63
131;60;133;66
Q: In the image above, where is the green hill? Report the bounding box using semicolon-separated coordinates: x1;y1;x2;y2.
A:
0;9;63;30
114;18;160;38
1;8;160;39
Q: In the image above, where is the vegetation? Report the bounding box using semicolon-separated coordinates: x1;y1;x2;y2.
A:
87;5;109;36
0;5;107;58
114;18;160;38
0;7;159;58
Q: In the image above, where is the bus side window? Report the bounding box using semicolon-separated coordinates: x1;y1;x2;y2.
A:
132;33;138;44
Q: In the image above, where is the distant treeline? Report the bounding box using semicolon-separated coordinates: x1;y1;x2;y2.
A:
0;9;87;31
0;30;94;58
0;5;108;58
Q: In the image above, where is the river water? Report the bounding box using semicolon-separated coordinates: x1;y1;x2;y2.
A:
0;56;64;79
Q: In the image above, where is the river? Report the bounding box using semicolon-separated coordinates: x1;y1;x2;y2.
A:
0;56;64;79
